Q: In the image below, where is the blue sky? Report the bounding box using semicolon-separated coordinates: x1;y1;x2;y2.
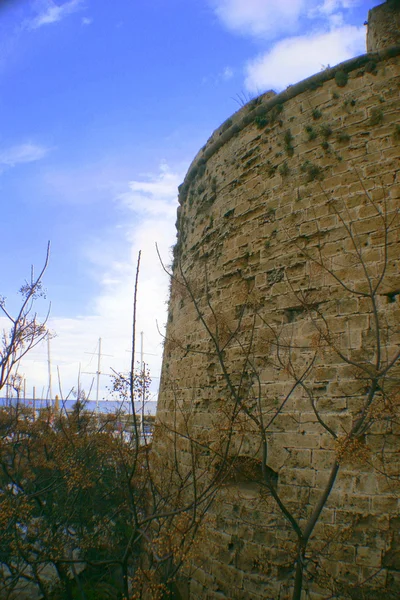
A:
0;0;379;404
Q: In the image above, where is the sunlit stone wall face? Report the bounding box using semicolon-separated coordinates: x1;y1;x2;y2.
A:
154;7;400;599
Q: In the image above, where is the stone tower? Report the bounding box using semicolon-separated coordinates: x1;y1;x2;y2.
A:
154;3;400;598
367;0;400;52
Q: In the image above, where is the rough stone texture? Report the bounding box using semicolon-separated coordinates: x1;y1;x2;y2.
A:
367;1;400;53
153;10;400;600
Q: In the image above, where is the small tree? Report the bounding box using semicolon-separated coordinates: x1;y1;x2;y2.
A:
0;242;50;393
0;251;222;600
0;379;219;599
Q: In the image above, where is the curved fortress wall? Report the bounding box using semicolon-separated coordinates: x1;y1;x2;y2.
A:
154;4;400;599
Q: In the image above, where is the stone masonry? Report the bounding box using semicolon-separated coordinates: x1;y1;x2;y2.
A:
154;3;400;599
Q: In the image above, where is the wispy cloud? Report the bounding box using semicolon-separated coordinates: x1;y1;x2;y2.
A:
81;16;92;26
201;66;235;87
0;1;85;76
29;0;83;30
16;162;183;402
210;0;364;39
308;0;360;27
244;25;365;92
210;0;308;39
0;142;50;170
222;66;234;81
39;162;124;206
116;162;181;218
210;0;367;94
311;0;359;16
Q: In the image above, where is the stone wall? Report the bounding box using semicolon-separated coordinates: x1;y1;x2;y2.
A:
154;4;400;599
367;1;400;53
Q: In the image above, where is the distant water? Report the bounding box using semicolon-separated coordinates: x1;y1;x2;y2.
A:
0;398;157;415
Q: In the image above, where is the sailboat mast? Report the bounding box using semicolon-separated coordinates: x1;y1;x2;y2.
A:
47;334;53;404
96;337;102;412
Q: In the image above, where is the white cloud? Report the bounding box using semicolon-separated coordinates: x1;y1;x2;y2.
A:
202;66;236;87
0;2;85;75
30;0;83;29
211;0;307;39
222;66;234;80
81;16;92;26
245;25;365;92
308;0;360;26
0;142;50;170
313;0;359;15
12;163;183;407
116;162;181;218
210;0;367;92
210;0;365;40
